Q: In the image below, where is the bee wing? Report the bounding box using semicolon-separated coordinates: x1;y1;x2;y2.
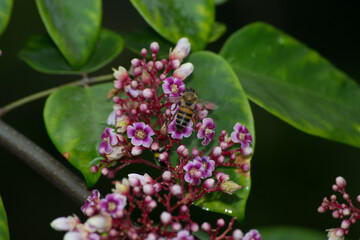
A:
198;100;219;110
166;95;181;104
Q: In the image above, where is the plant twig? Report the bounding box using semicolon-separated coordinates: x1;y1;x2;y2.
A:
0;120;91;205
0;74;113;117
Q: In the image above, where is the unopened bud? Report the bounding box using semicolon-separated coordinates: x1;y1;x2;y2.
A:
143;184;155;195
150;42;160;53
212;146;222;157
216;218;225;228
341;219;350;229
131;146;143;156
173;63;194;81
141;48;147;56
85;214;112;233
64;232;82;240
142;71;152;85
172;222;181;231
170;59;180;69
169;37;191;61
50;217;70;231
203;178;215;190
160;211;172;225
201;222;211;232
142;88;154;99
220;181;243;194
232;229;244;240
191;222;199;232
335;176;346;188
170;184;182;196
154;61;163;70
131;58;141;67
162;171;172;182
113;66;129;81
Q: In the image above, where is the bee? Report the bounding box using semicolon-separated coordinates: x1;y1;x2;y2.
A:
173;87;199;131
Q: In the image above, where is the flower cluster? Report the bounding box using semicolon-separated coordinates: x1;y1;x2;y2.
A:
318;176;360;240
52;39;258;239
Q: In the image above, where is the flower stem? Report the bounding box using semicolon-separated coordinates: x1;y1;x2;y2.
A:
0;74;112;117
0;119;91;204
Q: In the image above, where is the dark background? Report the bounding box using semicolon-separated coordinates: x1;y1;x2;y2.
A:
1;0;360;239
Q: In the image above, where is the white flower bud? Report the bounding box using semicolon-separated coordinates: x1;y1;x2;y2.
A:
169;38;191;61
173;63;194;80
64;231;82;240
160;211;172;225
85;214;112;233
50;217;70;231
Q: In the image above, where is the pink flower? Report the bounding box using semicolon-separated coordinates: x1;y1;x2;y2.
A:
127;122;154;148
100;193;127;217
197;118;216;146
168;119;193;140
183;160;205;185
162;77;185;97
173;230;194;240
243;229;262;240
99;127;119;155
81;190;100;214
230;123;252;148
194;156;215;178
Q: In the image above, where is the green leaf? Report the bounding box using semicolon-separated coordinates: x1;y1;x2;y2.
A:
0;0;13;37
259;226;325;240
179;51;254;220
220;22;360;149
208;21;226;43
0;196;10;240
123;28;173;59
36;0;102;68
44;83;113;187
130;0;215;51
19;29;123;75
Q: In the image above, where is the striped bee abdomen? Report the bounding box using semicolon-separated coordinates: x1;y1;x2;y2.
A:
175;106;193;131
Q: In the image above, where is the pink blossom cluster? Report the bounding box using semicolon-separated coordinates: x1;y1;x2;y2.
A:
318;176;360;240
51;173;260;240
51;39;259;239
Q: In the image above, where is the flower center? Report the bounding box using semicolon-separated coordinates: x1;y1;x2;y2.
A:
108;202;117;212
189;167;197;176
135;130;146;139
205;128;213;134
104;137;110;143
171;84;179;93
238;133;245;141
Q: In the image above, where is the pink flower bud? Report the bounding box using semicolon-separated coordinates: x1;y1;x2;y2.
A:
216;156;224;164
169;37;191;61
143;184;155;195
134;67;142;76
170;184;182;196
172;222;181;231
216;172;230;182
131;80;139;88
131;146;143;156
341;219;350;229
140;103;148;112
170;59;180;69
343;193;349;200
216;218;225;228
155;61;163;70
317;206;326;213
146;233;157;240
50;217;71;231
180;205;188;214
144;196;152;203
332;184;339;191
148;200;157;210
162;171;172;182
357;195;360;202
177;145;186;155
131;58;141;67
142;71;152;85
203;178;215;190
113;66;129;81
90;166;99;173
150;42;160;53
101;167;109;175
191;222;199;232
142;88;154;99
192;147;199;156
153;183;161;192
173;63;194;80
220;141;228;150
335;176;346;188
151;142;159;151
232;229;244;240
212;146;222;157
160;211;172;225
240;146;253;156
182;148;190;157
160;74;166;80
141;48;147;56
201;222;211;232
241;163;250;172
332;210;340;218
159;152;168;162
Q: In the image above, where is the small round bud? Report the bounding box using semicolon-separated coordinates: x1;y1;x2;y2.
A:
154;61;163;70
182;148;190;157
50;217;70;231
220;142;228;150
335;228;344;237
201;222;211;232
146;233;157;240
162;171;172;182
191;222;199;232
332;210;340;218
134;67;142;76
203;178;215;190
101;167;109;175
356;195;360;202
172;222;181;231
90;166;99;173
241;163;250;172
133;186;141;194
170;59;180;69
177;145;186;155
150;42;160;53
192;147;199;156
153;183;161;192
232;229;244;240
216;156;224;164
131;146;143;156
212;146;222;157
230;153;236;161
141;48;147;56
148;200;157;210
170;184;182;196
143;184;155;195
216;218;225;228
330;194;337;201
343;193;349;200
216;172;230;182
160;74;166;80
131;58;141;67
159;152;168;162
144;196;152;203
160;211;172;225
151;142;159;151
180;205;188;214
131;80;139;88
317;206;326;213
140;103;148;112
240;146;253;156
335;176;346;188
343;208;350;216
142;88;154;99
332;184;339;191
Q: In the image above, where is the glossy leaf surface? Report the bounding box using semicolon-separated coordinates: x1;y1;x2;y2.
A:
259;226;325;240
130;0;214;51
123;28;173;59
178;51;254;219
0;0;13;37
221;22;360;149
208;21;226;43
19;29;123;75
36;0;102;68
44;83;113;186
0;196;9;240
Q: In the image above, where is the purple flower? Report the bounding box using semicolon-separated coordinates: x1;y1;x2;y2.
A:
162;77;185;97
127;122;154;148
100;193;127;217
168;119;193;140
194;156;215;178
81;190;100;214
243;229;262;240
99;127;119;155
230;123;252;148
183;160;205;185
197;118;216;146
173;230;194;240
